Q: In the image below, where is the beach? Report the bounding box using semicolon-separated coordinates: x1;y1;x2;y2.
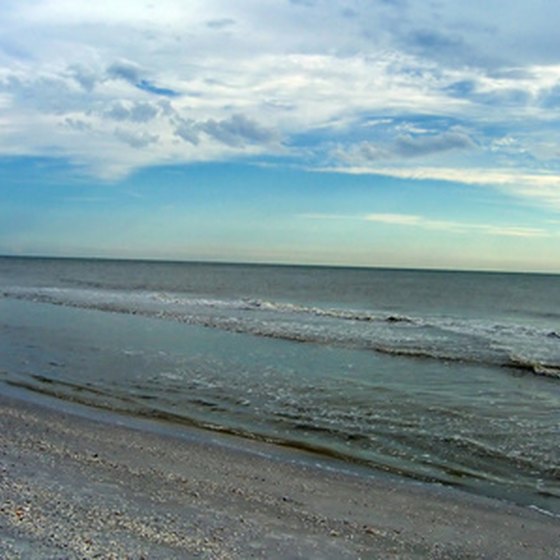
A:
3;0;560;555
1;390;558;559
1;258;559;557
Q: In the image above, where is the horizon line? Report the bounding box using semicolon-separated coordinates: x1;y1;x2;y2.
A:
1;253;559;277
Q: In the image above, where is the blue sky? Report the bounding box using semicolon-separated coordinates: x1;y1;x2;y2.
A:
1;1;560;271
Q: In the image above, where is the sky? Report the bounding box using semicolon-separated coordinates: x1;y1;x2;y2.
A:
1;0;560;272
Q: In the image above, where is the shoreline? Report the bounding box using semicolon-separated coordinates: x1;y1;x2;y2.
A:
1;388;559;559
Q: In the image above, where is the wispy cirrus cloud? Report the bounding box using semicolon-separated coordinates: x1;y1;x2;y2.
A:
300;212;553;238
317;165;560;211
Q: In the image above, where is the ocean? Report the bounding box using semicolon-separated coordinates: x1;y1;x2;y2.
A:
1;256;559;515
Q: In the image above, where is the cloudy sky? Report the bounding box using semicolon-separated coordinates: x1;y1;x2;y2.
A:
1;0;560;271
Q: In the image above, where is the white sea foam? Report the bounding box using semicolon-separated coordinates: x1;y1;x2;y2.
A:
2;285;559;378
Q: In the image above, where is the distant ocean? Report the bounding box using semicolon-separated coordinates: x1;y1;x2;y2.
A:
1;257;559;515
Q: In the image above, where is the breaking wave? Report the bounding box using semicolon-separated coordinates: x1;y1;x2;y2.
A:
2;286;559;379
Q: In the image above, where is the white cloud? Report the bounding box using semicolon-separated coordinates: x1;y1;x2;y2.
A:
365;213;426;226
301;212;552;238
317;163;560;211
0;0;560;202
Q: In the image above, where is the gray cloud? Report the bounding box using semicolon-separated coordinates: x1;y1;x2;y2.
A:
0;74;87;113
174;118;200;145
340;130;476;164
356;142;390;161
106;60;179;97
68;65;98;91
395;131;476;157
445;77;531;109
157;100;176;116
410;29;463;52
127;102;159;122
104;102;130;121
199;114;277;147
114;128;159;149
64;118;92;132
206;18;236;29
0;39;32;61
290;0;316;7
400;27;495;68
172;113;277;147
104;101;159;123
107;61;142;85
540;84;560;109
1;0;559;189
340;8;357;18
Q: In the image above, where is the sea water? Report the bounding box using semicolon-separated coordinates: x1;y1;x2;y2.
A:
1;257;559;514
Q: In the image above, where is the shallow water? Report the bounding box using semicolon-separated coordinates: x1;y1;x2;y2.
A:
1;257;559;514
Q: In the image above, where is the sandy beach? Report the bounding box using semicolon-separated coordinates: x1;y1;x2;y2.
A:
0;390;558;559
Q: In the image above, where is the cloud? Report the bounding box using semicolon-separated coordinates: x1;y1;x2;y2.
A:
114;128;159;149
199;114;278;147
318;165;560;210
336;129;476;164
0;73;85;113
104;101;159;123
290;0;316;6
385;2;560;69
64;117;91;131
68;64;98;91
135;80;179;97
407;29;470;66
365;213;425;226
364;213;549;238
540;84;560;108
206;18;236;29
0;38;32;61
106;60;179;97
301;212;552;238
107;61;142;84
395;131;476;157
0;0;560;203
174;118;200;145
352;142;390;162
171;113;278;148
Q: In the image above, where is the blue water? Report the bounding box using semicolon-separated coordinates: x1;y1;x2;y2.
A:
1;257;559;514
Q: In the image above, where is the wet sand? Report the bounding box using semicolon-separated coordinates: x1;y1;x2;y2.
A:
1;391;558;559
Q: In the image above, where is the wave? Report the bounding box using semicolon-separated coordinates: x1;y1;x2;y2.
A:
21;286;417;322
0;373;512;489
507;357;560;379
4;369;559;518
374;345;560;379
153;292;416;324
3;286;559;380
